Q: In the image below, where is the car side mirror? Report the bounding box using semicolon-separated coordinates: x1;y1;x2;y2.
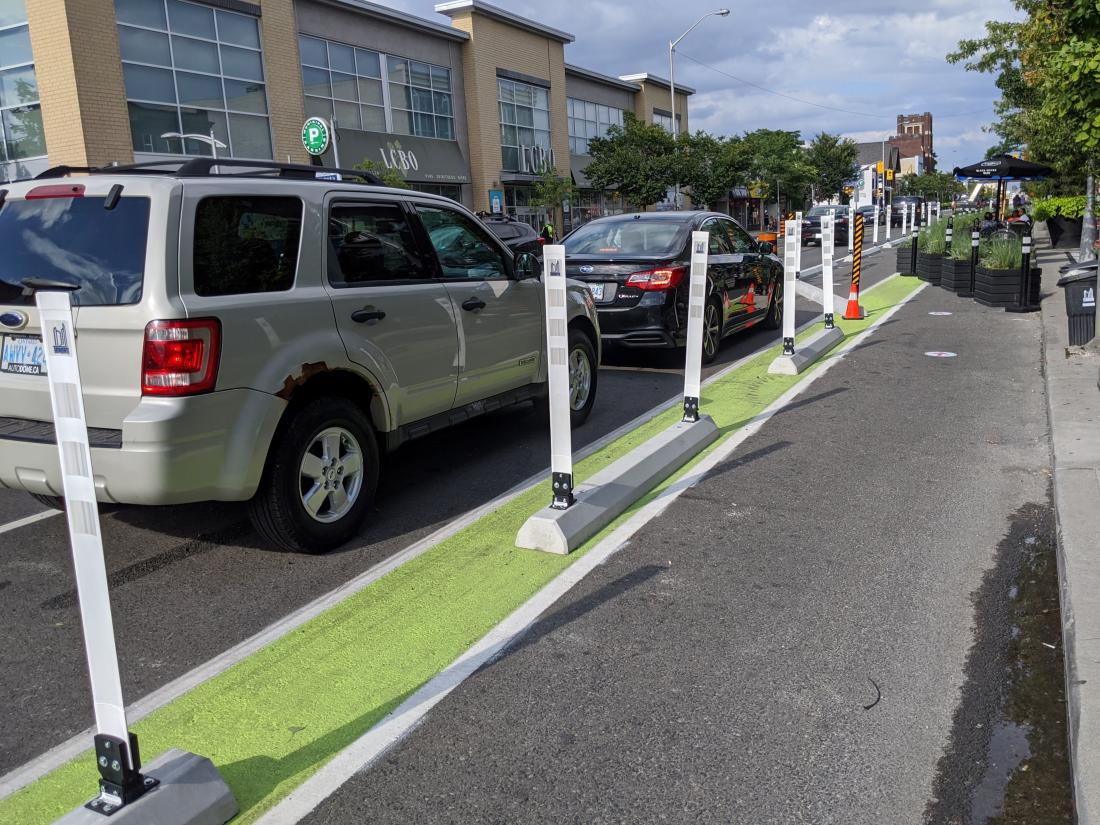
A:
514;251;541;280
757;241;774;255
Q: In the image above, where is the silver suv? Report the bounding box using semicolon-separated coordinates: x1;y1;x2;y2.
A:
0;160;600;553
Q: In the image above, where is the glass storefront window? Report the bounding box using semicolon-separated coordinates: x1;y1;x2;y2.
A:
0;0;47;182
115;0;272;160
567;97;623;155
298;35;454;141
653;111;679;135
499;79;551;173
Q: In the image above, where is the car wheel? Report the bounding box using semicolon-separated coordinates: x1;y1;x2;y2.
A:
29;493;65;511
702;298;723;364
248;397;379;554
567;327;598;427
763;277;783;330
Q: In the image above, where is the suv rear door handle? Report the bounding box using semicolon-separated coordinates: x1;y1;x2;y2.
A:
461;297;486;312
351;307;386;323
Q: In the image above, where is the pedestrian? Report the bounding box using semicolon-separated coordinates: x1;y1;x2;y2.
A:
540;220;554;244
980;211;997;236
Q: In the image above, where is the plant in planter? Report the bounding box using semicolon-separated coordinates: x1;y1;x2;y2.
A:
896;236;915;275
941;213;979;292
974;235;1035;307
916;220;946;284
1033;195;1088;248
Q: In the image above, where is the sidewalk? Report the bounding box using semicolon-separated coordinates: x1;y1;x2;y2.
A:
300;282;1052;823
1038;239;1100;824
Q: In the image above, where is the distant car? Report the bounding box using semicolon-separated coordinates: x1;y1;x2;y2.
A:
855;204;885;225
477;214;543;257
801;205;850;246
891;195;925;227
562;211;783;364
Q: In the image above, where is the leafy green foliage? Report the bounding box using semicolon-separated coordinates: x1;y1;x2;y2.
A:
583;113;678;208
1031;195;1089;221
948;212;980;260
804;133;859;202
896;171;962;200
735;128;815;207
980;235;1023;269
353;159;408;189
675;131;742;209
529;166;574;213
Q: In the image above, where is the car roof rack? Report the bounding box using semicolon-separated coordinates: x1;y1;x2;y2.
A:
34;158;384;186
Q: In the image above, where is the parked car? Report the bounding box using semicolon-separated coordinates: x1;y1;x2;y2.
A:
800;205;851;246
477;213;543;257
891;195;925;227
561;211;783;365
0;159;601;553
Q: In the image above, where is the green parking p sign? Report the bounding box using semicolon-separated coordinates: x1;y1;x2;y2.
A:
302;117;330;156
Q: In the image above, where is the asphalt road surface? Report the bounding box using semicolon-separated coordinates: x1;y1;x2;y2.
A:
0;248;899;776
302;281;1053;824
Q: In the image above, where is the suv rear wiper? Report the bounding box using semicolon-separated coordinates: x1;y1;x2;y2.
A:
21;277;82;296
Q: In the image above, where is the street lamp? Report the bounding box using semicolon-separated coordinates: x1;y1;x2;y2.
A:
160;128;227;159
669;8;729;207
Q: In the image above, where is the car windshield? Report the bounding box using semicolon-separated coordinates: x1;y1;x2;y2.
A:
0;196;151;307
565;218;686;257
807;207;843;216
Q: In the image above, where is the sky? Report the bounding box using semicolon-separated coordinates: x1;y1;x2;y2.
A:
382;0;1022;171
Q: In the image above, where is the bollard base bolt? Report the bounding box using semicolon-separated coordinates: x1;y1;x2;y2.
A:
550;472;574;510
682;396;700;423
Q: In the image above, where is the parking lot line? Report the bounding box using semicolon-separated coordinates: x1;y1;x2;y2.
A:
0;276;920;825
0;509;60;536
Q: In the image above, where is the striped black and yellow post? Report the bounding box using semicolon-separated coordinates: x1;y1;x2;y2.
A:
843;213;867;320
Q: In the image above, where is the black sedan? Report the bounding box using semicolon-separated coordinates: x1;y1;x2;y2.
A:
562;211;783;364
891;195;925;227
478;214;543;257
855;204;886;225
800;205;850;246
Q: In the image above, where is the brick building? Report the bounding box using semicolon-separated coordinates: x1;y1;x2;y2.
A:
0;0;692;230
888;111;934;173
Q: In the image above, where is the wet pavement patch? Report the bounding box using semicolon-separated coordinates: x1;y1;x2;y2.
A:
925;491;1073;824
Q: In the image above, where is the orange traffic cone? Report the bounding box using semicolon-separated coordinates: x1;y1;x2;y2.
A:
842;285;865;320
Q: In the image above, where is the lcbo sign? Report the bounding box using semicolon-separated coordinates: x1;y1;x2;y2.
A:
377;140;419;173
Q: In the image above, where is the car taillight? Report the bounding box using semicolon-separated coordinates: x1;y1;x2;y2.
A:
142;319;220;396
626;265;687;291
26;184;85;199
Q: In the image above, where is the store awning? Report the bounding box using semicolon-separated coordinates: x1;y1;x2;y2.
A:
335;129;469;184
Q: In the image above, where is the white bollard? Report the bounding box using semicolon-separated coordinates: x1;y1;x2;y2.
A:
682;230;708;422
848;203;854;252
885;203;892;242
821;214;835;328
781;219;797;355
901;201;908;238
794;210;803;277
873;205;880;245
39;290;237;824
542;245;573;510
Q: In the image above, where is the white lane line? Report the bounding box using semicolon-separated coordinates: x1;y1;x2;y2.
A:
0;508;60;536
257;281;930;825
0;306;839;801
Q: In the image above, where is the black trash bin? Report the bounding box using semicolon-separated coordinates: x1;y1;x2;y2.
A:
1057;266;1097;345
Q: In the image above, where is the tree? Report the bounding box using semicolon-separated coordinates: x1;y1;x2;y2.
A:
671;131;742;210
948;1;1100;193
804;132;859;202
530;166;574;214
353;158;408;189
897;171;961;202
734;129;815;208
583;113;678;208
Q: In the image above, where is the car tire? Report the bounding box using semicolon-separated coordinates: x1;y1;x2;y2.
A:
248;397;379;554
29;493;65;511
702;297;723;365
762;277;783;330
567;327;598;427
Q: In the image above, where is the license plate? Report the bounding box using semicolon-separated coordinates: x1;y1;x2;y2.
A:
1;334;47;376
589;283;604;301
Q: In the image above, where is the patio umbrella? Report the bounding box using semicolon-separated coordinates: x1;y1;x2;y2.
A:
953;154;1053;219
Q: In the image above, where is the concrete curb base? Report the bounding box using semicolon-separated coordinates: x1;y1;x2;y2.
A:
767;326;845;375
55;750;237;825
516;416;720;555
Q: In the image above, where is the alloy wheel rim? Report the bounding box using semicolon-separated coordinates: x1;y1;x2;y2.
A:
568;346;592;411
299;426;365;523
704;304;720;357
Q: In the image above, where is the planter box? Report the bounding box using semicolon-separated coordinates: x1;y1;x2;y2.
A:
896;245;916;275
917;252;942;285
974;266;1041;307
940;258;972;292
1046;216;1082;249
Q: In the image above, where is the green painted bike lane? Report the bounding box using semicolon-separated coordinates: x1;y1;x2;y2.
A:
0;275;923;825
